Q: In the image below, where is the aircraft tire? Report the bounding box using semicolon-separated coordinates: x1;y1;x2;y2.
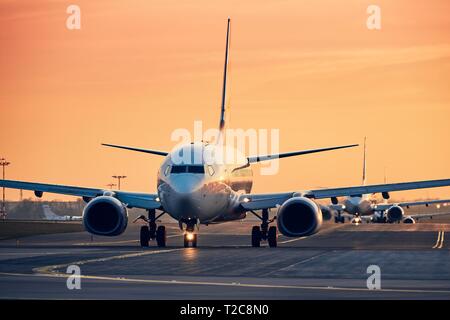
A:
140;226;150;247
251;226;261;247
268;226;277;247
156;226;166;247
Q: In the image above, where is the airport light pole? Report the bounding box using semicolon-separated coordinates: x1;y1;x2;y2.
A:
0;158;11;219
112;175;126;190
106;183;117;190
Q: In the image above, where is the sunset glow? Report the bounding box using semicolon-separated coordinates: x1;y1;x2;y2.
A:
1;0;450;200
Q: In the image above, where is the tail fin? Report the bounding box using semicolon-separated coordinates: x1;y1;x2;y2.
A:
218;18;230;142
362;137;367;186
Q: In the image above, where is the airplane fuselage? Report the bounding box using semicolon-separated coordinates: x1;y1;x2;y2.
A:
157;142;253;225
342;195;374;216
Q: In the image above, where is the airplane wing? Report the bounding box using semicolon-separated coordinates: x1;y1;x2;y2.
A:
329;204;345;211
397;198;450;208
372;198;450;211
305;179;450;199
239;192;297;210
247;144;358;163
240;178;450;211
0;179;161;210
407;211;450;220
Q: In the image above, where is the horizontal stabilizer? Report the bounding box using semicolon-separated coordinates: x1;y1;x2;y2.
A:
247;144;358;163
102;143;168;156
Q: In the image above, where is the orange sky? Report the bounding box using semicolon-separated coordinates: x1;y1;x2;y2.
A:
1;0;450;201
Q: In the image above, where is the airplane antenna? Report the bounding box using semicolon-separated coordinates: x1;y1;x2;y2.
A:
362;137;367;186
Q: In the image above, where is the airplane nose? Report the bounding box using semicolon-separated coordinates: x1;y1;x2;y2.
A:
170;175;204;195
167;175;205;219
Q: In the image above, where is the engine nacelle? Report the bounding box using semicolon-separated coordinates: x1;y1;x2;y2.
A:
319;205;334;221
386;205;404;222
83;196;128;236
403;216;416;224
277;197;323;237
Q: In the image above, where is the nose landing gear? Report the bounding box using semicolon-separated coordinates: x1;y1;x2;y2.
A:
250;209;277;248
180;218;198;248
136;209;167;247
184;232;197;248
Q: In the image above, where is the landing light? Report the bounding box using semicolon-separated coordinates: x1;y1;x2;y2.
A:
186;232;195;241
243;197;250;203
155;197;160;202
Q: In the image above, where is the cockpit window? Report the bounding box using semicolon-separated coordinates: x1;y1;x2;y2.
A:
171;165;187;173
170;165;205;174
187;165;205;174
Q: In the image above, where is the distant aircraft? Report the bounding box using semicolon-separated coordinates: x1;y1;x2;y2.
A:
2;19;450;248
42;204;82;221
327;138;450;224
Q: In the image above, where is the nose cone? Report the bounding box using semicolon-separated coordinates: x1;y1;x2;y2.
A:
170;175;204;194
163;174;206;220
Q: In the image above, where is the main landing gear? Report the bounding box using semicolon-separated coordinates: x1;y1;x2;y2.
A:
334;211;345;223
250;209;277;248
136;209;166;247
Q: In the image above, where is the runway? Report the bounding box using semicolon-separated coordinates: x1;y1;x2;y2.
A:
0;221;449;299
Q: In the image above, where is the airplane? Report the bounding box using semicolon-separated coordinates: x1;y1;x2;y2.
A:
2;19;450;248
326;137;450;224
42;204;82;221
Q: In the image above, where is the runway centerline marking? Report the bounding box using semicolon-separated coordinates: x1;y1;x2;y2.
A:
264;251;332;277
32;248;183;274
279;237;307;244
279;224;346;244
3;271;450;295
432;231;445;249
273;251;332;273
438;231;445;249
74;234;181;246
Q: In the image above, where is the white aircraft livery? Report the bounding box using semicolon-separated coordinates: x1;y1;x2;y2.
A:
326;138;450;224
42;204;82;221
2;19;450;248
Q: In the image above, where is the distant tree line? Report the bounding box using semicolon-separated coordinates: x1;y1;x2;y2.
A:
5;199;146;220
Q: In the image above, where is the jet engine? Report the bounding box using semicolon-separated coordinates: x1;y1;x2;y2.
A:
277;197;323;237
386;205;404;222
402;216;416;224
83;196;128;236
319;205;334;221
